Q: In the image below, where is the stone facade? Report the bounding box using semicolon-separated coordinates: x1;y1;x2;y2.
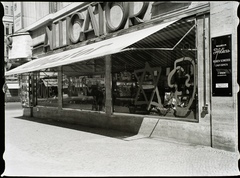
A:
210;2;238;151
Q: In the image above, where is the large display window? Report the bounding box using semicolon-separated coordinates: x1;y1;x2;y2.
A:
112;56;196;119
62;58;106;111
112;17;197;120
36;71;58;107
62;74;105;111
31;17;197;120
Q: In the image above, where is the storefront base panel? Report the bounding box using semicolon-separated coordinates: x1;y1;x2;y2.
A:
24;106;213;149
23;107;32;117
150;119;211;147
210;1;238;153
211;98;238;152
30;106;143;134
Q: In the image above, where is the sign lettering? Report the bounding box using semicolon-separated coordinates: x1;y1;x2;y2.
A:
212;35;232;96
44;2;149;52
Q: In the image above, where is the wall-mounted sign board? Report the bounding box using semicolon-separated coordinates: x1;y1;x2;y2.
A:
212;34;232;96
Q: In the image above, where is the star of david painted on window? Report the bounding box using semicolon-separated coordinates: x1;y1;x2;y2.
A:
133;62;163;111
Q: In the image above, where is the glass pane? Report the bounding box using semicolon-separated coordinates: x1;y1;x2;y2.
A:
112;57;197;119
112;18;197;120
36;71;58;107
62;59;106;111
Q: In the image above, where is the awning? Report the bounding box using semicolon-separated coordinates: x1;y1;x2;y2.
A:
42;78;58;87
5;19;178;76
6;83;20;89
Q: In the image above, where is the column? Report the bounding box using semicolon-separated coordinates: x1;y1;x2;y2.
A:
105;55;112;115
58;66;63;111
210;1;238;152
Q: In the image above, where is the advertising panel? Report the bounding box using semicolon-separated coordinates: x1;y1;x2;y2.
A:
212;35;232;96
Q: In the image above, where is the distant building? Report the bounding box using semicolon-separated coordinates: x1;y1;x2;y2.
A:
1;1;20;101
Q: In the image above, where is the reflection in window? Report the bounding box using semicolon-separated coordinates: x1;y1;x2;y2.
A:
62;75;105;111
62;59;106;111
112;18;197;120
112;58;196;119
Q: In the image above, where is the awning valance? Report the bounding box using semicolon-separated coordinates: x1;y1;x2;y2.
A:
6;83;20;89
5;19;177;76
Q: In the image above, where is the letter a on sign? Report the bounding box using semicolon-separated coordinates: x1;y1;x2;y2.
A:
83;6;99;37
43;26;53;52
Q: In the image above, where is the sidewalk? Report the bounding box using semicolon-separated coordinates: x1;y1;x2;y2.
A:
3;104;240;176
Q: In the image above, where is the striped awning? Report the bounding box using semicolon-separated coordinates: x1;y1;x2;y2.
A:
5;19;178;76
6;83;20;89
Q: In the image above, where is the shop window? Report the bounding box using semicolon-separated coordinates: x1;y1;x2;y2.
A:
112;18;197;120
11;6;13;15
62;59;106;111
112;57;196;119
36;71;58;107
5;6;8;14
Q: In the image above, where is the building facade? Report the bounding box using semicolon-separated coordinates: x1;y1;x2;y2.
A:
1;1;20;101
5;1;239;152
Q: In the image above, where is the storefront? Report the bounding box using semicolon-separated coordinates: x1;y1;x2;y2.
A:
5;2;238;152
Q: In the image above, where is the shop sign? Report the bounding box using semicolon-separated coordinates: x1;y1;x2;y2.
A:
212;35;232;96
43;2;149;52
8;33;32;60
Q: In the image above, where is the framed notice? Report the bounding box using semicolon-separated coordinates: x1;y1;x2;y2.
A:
212;35;232;96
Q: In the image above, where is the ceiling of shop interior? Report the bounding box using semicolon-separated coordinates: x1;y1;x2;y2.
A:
60;18;196;76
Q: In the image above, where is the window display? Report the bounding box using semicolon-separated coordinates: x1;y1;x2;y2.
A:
167;57;196;117
112;57;197;119
36;72;59;107
62;75;105;111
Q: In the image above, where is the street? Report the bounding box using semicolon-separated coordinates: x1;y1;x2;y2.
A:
2;102;240;176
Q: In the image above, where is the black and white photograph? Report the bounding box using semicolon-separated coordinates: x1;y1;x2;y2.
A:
1;1;239;176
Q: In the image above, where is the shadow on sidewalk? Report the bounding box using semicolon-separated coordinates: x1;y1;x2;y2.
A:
13;115;136;140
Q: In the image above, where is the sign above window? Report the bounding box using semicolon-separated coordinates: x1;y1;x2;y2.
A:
43;2;150;53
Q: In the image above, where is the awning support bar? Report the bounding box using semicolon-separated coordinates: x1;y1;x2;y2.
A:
172;24;196;50
121;24;196;52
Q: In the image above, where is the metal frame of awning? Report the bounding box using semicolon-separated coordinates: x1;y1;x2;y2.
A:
121;23;196;52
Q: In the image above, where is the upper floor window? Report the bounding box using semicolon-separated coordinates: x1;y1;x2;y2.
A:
5;25;9;35
5;6;9;14
11;6;13;15
49;2;73;13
